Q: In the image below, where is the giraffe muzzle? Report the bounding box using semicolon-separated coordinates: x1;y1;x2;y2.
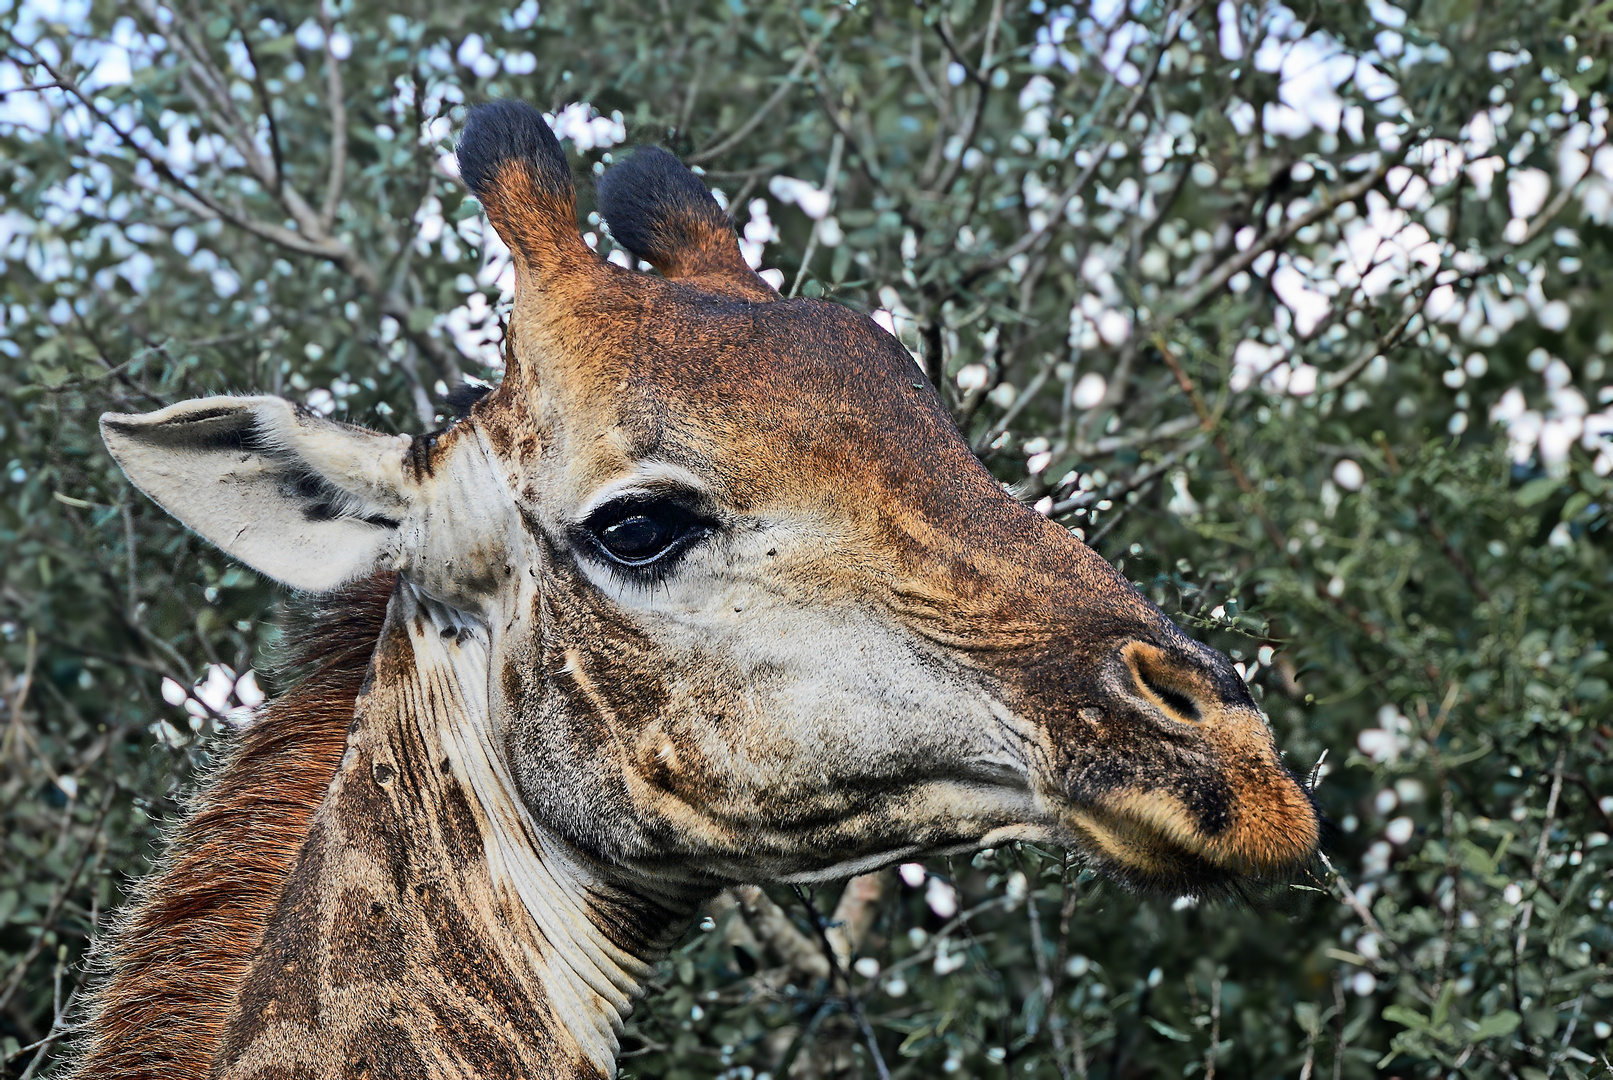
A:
1044;638;1322;894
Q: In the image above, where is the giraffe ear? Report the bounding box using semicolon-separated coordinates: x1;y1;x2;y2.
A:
101;397;415;593
597;146;778;301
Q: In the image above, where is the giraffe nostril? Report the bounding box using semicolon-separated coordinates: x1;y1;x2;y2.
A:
1124;643;1205;724
1139;669;1202;722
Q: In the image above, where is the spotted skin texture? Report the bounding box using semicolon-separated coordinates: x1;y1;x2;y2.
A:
215;591;597;1080
67;577;394;1080
83;98;1321;1080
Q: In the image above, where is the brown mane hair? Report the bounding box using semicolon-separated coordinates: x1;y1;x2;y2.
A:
69;574;395;1080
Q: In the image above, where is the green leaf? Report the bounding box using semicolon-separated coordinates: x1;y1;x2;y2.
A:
1383;1005;1431;1031
1379;1029;1433;1068
1144;1018;1194;1042
1456;839;1497;877
1431;981;1456;1028
1525;1008;1557;1041
256;34;297;55
1574;677;1608;701
1516;477;1560;507
1466;1010;1522;1041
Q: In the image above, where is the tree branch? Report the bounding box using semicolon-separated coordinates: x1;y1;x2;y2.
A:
1163;156;1399;324
319;7;348;230
690;24;833;164
233;11;285;194
731;885;831;982
1154;334;1389;639
789;131;844;297
824;870;890;970
928;0;1004;194
25;51;341;258
973;0;1199;269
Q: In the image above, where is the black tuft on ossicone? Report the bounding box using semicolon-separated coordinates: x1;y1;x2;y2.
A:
596;147;735;271
456;99;572;205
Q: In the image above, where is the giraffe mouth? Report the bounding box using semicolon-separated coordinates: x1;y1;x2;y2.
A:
1063;788;1317;896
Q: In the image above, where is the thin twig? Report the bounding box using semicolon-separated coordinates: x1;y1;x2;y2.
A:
788;132;844;298
1519;172;1585;246
931;13;989;88
1320;284;1425;393
120;501;139;615
1421;684;1463;988
1049;441;1200;517
23;36;464;387
233;12;284;193
976;0;1199;268
1318;850;1419;978
974;353;1058;454
1544;992;1586;1079
1512;741;1569;1019
12;960;80;1080
928;0;1005;194
1155;334;1390;640
1204;976;1222;1080
1023;867;1074;1080
0;787;115;1013
793;886;892;1080
1331;971;1347;1080
319;6;348;230
1086;471;1162;547
732;886;830;982
1162;155;1400;324
1;628;39;766
825;871;889;971
690;23;834;163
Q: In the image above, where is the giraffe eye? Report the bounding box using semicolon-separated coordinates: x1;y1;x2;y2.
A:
582;497;713;572
599;515;670;560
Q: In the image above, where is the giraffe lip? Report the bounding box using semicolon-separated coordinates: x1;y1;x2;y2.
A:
1063;803;1230;894
1062;791;1315;895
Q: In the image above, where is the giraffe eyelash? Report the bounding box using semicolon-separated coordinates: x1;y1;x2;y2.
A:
573;494;718;587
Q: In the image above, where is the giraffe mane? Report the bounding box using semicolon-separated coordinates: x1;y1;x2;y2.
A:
68;573;396;1080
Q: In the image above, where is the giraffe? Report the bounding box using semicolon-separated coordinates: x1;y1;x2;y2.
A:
75;98;1320;1079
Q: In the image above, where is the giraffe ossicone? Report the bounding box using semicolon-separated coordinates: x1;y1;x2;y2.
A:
79;98;1320;1079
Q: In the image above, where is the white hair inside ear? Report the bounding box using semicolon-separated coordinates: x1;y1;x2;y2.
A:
101;396;416;593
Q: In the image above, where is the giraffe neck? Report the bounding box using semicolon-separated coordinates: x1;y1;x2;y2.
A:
213;584;700;1079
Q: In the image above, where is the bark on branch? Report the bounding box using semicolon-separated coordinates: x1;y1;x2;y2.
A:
29;19;466;391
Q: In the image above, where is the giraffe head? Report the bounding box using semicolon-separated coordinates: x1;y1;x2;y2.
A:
102;100;1317;897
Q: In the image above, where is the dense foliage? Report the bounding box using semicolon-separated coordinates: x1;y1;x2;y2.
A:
3;0;1611;1076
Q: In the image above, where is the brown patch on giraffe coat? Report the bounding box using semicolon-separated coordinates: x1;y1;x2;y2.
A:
220;818;331;1049
233;1068;320;1080
326;887;407;988
433;772;487;859
66;575;394;1080
339;1021;428;1079
209;602;594;1080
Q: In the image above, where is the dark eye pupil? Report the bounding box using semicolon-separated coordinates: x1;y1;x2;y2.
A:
599;515;669;559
